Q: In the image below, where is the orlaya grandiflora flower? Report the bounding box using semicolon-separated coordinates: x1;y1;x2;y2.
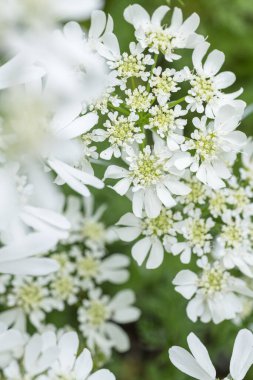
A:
7;15;113;108
124;4;203;62
0;232;59;276
116;209;180;269
104;137;190;218
176;104;247;189
96;31;154;90
78;288;140;355
169;329;253;380
64;195;117;248
173;260;253;324
0;87;104;198
186;41;244;118
43;331;115;380
215;212;253;278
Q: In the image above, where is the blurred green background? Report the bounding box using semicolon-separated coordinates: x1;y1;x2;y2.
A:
95;1;253;379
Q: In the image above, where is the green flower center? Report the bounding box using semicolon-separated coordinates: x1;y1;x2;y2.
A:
195;131;218;160
142;209;173;236
77;257;99;278
17;283;43;312
192;76;216;102
131;150;164;187
199;266;228;295
82;221;105;241
87;301;109;327
51;276;74;300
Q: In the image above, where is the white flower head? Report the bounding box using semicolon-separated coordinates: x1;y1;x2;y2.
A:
186;42;244;117
78;288;140;355
104;140;190;218
124;5;203;61
173;262;253;324
177;105;247;189
116;209;180;269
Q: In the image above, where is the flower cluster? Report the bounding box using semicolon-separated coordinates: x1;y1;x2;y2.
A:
72;4;251;327
0;324;115;380
0;196;140;359
0;1;252;378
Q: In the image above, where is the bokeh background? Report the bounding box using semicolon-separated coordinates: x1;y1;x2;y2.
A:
90;1;253;379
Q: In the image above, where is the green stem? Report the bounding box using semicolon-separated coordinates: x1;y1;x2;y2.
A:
108;102;130;116
168;96;186;108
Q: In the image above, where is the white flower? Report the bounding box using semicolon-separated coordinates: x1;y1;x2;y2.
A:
146;104;187;151
7;277;56;329
125;85;155;112
71;246;130;288
78;288;140;355
94;111;144;160
150;67;181;105
104;141;190;218
116;209;179;269
177;105;247;189
46;331;115;380
171;208;214;264
215;213;253;277
64;195;116;247
124;5;203;61
169;329;253;380
173;262;253;324
186;42;244;117
0;232;59;276
99;38;154;89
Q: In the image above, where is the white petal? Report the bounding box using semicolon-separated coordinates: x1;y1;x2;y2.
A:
88;369;115;380
146;238;164;269
57;112;98;140
116;213;140;227
103;165;128;179
156;185;176;208
0;258;59;275
214;71;236;89
124;4;150;29
204;50;225;77
132;190;144;218
151;6;170;26
169;346;214;380
58;332;79;372
116;227;141;242
0;232;58;263
144;188;161;218
75;348;93;380
187;333;216;379
104;323;129;353
89;10;107;39
230;329;253;380
132;237;152;266
192;42;210;74
0;54;45;90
